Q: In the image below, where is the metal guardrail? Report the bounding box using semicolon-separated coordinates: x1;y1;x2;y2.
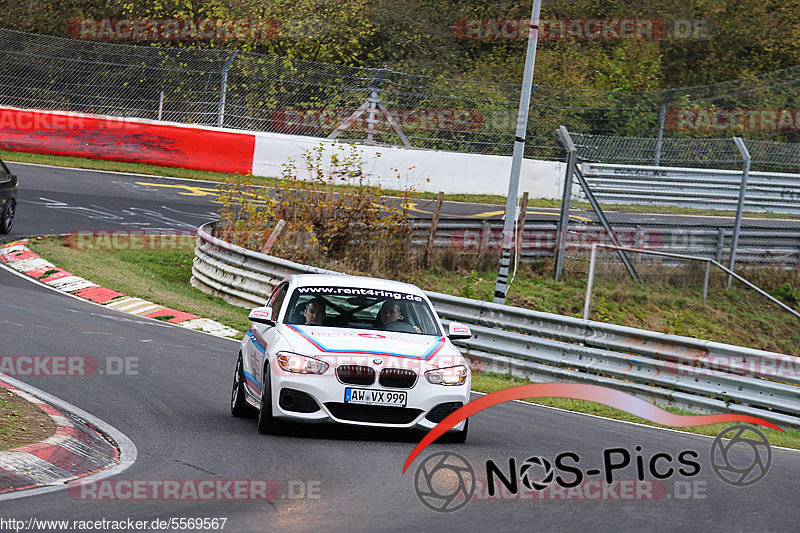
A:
581;163;800;215
410;217;800;266
192;222;800;428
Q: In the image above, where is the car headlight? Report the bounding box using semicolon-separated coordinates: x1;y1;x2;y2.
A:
425;365;468;386
276;352;329;374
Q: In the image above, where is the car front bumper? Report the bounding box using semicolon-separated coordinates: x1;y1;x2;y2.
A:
268;360;470;432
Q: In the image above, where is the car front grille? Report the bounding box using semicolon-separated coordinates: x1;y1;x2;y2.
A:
325;403;422;424
336;365;375;385
378;368;417;389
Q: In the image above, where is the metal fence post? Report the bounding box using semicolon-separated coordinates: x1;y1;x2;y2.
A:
573;166;641;283
583;243;598;320
729;137;751;287
493;0;543;305
157;90;164;121
555;126;577;280
654;88;675;165
703;260;711;304
217;50;239;127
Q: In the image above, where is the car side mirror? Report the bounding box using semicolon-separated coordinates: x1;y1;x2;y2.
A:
448;322;472;340
248;306;276;326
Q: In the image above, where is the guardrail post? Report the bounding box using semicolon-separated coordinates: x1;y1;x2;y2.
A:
729;137;751;287
715;228;726;261
555;126;576;280
217;50;239;127
424;191;444;268
703;259;711;304
516;191;529;266
583;243;598;320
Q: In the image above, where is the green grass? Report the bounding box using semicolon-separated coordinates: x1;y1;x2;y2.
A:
0;397;24;438
407;261;800;356
473;371;800;449
17;235;800;449
26;235;251;335
4;148;799;219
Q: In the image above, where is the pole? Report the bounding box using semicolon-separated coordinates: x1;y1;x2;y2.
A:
555;126;576;280
157;90;164;121
516;191;529;266
729;137;751;287
654;88;675;165
493;0;543;304
424;192;444;268
217;50;239;127
583;243;598;320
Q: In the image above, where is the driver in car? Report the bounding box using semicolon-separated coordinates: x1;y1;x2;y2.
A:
376;300;421;333
303;297;328;325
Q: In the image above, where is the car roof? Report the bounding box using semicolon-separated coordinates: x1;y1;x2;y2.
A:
287;273;426;296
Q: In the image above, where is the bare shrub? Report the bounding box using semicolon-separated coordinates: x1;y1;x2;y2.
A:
216;142;415;277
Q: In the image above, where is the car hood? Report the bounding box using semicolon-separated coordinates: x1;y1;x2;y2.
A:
278;324;464;368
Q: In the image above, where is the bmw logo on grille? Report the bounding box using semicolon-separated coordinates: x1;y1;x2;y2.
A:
373;358;383;365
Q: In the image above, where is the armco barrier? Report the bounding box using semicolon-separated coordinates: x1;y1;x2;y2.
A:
410;218;800;266
581;162;800;215
192;222;800;427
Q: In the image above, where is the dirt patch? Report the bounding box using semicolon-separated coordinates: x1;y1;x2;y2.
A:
0;386;56;451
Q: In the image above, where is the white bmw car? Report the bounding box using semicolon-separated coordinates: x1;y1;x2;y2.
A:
231;274;472;442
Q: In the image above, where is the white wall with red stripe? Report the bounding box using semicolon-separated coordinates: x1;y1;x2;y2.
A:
0;106;564;198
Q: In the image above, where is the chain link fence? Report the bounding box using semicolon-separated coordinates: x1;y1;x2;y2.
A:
1;27;800;162
556;130;800;305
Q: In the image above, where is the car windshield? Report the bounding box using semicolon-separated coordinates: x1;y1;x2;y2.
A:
284;286;442;336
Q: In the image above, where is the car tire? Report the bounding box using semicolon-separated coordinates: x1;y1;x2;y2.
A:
440;418;469;444
257;363;282;434
231;353;255;418
0;200;14;234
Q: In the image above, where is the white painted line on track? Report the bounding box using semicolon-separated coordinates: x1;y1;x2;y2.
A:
0;374;138;502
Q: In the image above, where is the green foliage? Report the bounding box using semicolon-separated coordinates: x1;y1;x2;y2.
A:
594;294;613;322
459;270;479;299
774;283;798;304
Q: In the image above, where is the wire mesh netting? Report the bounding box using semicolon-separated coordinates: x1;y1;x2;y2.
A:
2;27;800;161
574;245;800;337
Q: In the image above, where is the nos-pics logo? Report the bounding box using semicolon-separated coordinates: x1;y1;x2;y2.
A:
413;425;772;513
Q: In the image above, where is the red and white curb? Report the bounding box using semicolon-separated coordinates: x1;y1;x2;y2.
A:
0;375;137;501
0;240;240;338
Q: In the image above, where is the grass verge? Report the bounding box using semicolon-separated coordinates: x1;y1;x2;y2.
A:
15;235;800;449
0;387;56;451
26;235;251;334
4;148;799;219
473;371;800;450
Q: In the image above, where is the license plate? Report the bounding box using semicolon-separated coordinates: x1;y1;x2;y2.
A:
344;388;407;407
